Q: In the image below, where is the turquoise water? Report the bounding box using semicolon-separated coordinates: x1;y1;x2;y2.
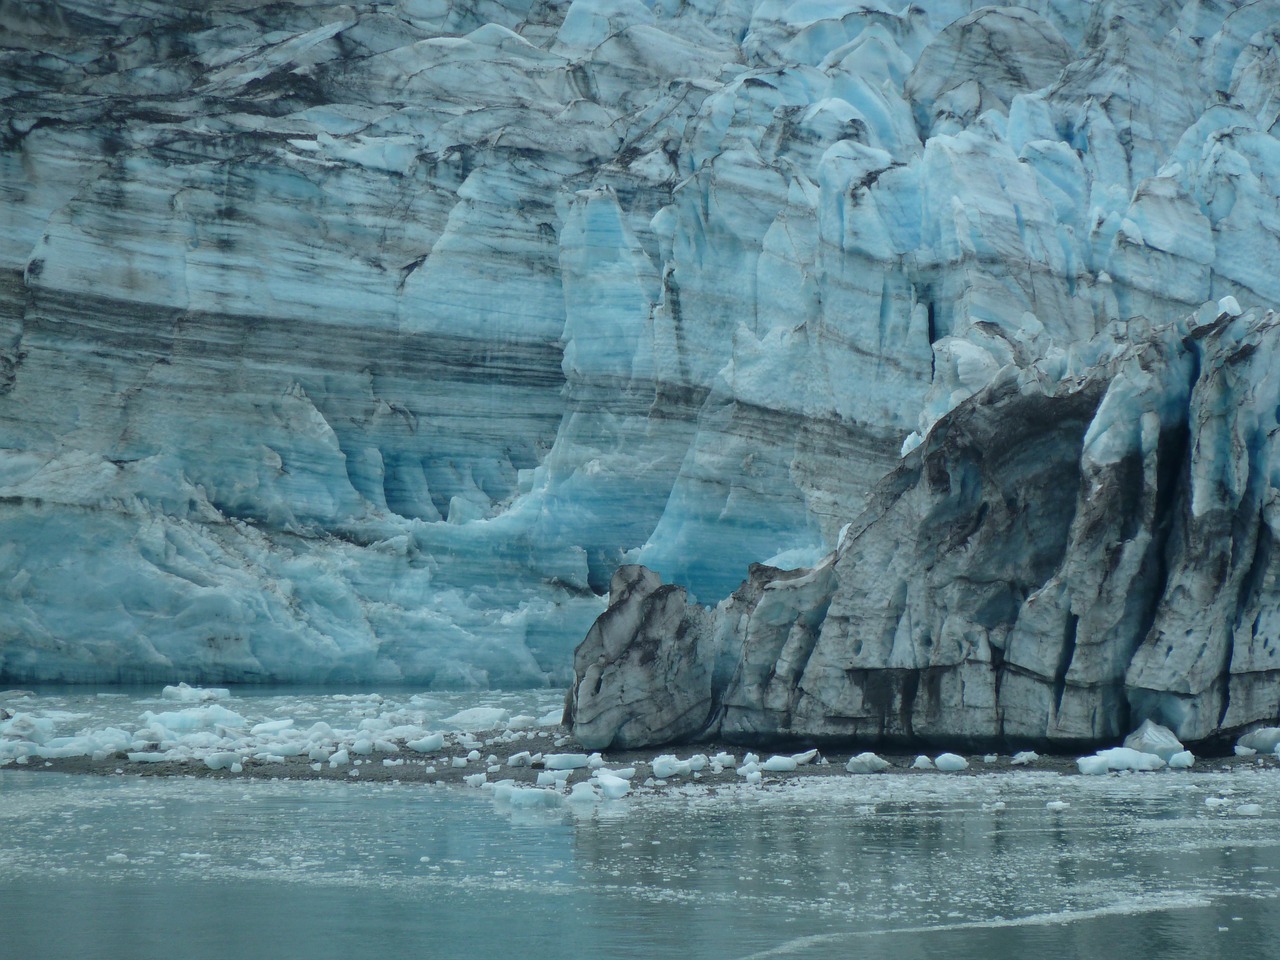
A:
3;765;1280;959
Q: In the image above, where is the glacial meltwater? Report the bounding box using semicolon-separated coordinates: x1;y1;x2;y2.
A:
4;690;1280;959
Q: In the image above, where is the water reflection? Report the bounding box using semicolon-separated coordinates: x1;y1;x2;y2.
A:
3;769;1280;959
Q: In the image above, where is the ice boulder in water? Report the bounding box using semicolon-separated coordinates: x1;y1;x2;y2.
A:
493;783;564;810
138;705;247;735
594;773;632;799
162;683;230;702
0;713;57;745
443;708;509;731
934;753;968;772
1123;720;1184;762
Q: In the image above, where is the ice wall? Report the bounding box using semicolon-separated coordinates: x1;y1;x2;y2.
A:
1;0;1278;685
569;304;1280;750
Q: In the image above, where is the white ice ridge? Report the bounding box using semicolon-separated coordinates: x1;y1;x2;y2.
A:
2;1;1280;687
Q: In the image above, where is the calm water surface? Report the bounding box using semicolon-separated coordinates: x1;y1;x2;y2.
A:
4;761;1280;960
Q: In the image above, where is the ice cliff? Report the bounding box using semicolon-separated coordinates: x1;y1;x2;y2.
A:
568;304;1280;749
2;1;1279;703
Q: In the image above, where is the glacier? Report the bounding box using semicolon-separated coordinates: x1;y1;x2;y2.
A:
1;0;1280;730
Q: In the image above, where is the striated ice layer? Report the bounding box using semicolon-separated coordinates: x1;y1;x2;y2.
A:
2;0;1280;684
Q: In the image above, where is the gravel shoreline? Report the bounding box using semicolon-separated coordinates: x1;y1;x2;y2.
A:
10;728;1275;793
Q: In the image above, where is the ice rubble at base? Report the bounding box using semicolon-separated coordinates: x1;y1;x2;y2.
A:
3;0;1280;698
1075;721;1198;774
0;686;565;768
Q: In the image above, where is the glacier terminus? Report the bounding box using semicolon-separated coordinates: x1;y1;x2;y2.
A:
3;0;1280;749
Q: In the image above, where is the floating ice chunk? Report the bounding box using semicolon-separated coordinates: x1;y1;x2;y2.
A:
1124;720;1184;761
0;713;57;744
588;753;605;769
162;683;230;702
138;705;247;734
791;749;819;765
567;782;599;804
1168;750;1195;769
845;752;890;774
352;739;374;756
494;783;564;809
329;749;350;766
1236;804;1263;817
911;756;934;770
451;757;468;768
1011;751;1039;766
736;761;760;776
444;707;509;731
1076;755;1110;775
1046;800;1070;812
250;719;294;735
537;710;563;726
762;755;798;772
463;773;487;787
598;766;635;779
1205;797;1231;808
711;752;735;766
745;770;762;785
1235;745;1257;757
543;753;590;770
982;754;998;763
934;753;968;772
594;773;631;799
466;749;481;762
406;732;445;753
507;751;532;767
1236;728;1280;753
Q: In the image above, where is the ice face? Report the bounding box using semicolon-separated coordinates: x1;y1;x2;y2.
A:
2;1;1279;687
